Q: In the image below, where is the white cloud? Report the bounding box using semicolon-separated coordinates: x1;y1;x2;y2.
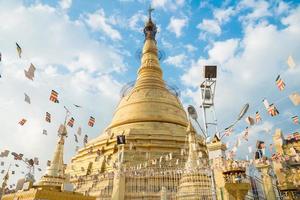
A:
85;9;122;41
128;11;147;32
59;0;72;10
238;0;272;22
213;7;236;23
167;17;188;37
197;19;221;35
164;53;187;68
151;0;185;11
184;44;197;52
208;39;239;64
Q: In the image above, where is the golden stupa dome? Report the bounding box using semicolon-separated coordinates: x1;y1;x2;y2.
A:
108;38;187;129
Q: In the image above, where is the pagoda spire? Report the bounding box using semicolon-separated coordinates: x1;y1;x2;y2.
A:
37;108;69;187
135;6;164;89
185;120;199;170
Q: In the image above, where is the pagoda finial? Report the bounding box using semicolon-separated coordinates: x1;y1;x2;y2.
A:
148;5;154;20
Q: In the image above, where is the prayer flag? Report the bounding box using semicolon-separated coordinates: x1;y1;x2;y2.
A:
74;134;78;143
16;43;22;58
248;146;252;153
24;63;36;80
77;127;82;136
18;118;27;126
83;134;88;145
245;116;255;126
255;111;262;123
34;157;39;165
49;90;59;103
224;127;233;136
289;92;300;106
275;75;285;91
292;116;299;124
45;112;51;123
287;55;296;69
0;150;10;157
262;99;270;109
242;127;249;141
268;104;279;116
67;117;74;127
24;93;31;104
88;116;95;127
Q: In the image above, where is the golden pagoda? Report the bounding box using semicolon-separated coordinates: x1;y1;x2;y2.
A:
66;8;209;199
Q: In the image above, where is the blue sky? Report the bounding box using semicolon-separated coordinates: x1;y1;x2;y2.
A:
0;0;300;185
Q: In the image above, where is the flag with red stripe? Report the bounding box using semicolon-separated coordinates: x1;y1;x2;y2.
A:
67;117;75;127
267;104;279;116
88;116;95;127
255;111;262;123
292;116;299;124
49;90;59;103
275;75;285;91
18;118;27;126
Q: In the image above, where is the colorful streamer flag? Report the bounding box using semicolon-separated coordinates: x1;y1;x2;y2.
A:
224;127;233;136
289;92;300;106
74;134;78;143
18;118;27;126
45;112;51;123
242;127;249;141
34;157;39;165
16;42;22;58
262;99;270;110
292;116;299;124
11;152;23;160
24;93;31;104
24;63;36;81
268;104;279;116
49;90;59;103
275;75;285;91
88;116;95;127
255;111;262;123
245;116;255;126
0;150;10;157
287;55;296;69
83;134;88;145
248;146;252;153
67;117;75;127
42;129;47;135
77;127;82;136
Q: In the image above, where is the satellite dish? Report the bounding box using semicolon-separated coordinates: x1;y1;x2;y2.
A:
237;103;249;120
187;105;198;120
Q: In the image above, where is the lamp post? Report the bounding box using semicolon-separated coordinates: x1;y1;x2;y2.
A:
187;105;206;138
220;103;249;140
